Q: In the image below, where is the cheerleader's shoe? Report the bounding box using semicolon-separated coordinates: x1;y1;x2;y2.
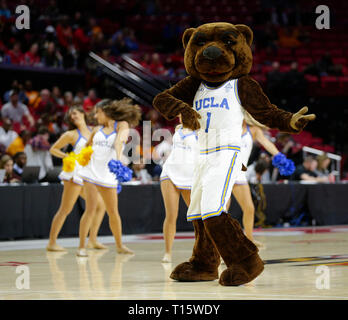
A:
76;248;88;257
162;253;172;263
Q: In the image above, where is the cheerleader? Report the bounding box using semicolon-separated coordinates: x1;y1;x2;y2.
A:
227;112;292;247
160;114;198;263
77;98;142;257
47;105;107;252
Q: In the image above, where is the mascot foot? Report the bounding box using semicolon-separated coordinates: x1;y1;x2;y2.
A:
219;252;264;286
170;262;218;281
204;213;264;286
170;219;220;282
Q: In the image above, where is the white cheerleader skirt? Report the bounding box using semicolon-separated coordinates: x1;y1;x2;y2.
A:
78;160;118;189
58;164;84;186
235;170;248;185
160;162;194;190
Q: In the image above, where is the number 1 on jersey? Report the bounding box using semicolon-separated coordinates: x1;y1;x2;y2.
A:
205;112;212;133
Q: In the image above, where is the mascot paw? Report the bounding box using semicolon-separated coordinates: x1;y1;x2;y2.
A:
180;106;201;131
219;253;264;286
290;106;316;131
170;262;218;282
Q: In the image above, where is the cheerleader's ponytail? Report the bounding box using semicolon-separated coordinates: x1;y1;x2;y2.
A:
96;98;142;128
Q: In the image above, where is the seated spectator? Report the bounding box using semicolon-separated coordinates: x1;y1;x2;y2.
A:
123;28;139;52
145;109;162;131
13;152;27;177
111;30;128;55
6;130;31;156
5;42;24;65
23;43;41;66
73;23;91;53
0;0;11;18
149;53;167;76
315;153;332;178
277;26;301;48
0;118;18;151
140;53;151;69
3;80;29;104
42;42;63;68
254;159;270;184
304;52;343;77
56;15;73;50
24;80;40;108
28;127;51;151
291;156;329;182
83;89;101;112
32;89;56;120
153;134;173;168
88;17;103;41
1;89;35;129
275;132;301;165
73;89;85;105
0;154;21;183
131;161;152;184
24;127;53;181
51;86;64;107
247;154;272;184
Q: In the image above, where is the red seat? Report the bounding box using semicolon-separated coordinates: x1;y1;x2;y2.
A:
311;49;327;57
295;48;310;57
333;57;346;65
297;57;313;65
277;48;292;56
330;49;343;57
279;65;291;72
321;76;340;96
339;76;348;91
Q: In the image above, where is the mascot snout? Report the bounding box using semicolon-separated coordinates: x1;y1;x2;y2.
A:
202;46;222;60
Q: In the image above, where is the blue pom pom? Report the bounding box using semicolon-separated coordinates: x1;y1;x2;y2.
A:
273;153;295;176
108;159;133;182
108;160;123;176
279;159;295;176
272;152;287;167
118;166;133;182
272;152;295;176
117;183;122;194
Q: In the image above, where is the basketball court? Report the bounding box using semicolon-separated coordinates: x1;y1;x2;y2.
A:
1;225;348;300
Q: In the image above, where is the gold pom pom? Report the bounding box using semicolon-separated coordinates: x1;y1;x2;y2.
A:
76;146;93;166
62;152;77;172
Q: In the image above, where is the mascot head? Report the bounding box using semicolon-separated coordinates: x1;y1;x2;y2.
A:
182;22;253;83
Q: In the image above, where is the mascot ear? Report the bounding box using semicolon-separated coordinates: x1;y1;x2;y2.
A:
235;24;253;46
182;28;196;49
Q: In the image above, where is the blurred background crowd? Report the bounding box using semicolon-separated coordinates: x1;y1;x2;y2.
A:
1;0;347;184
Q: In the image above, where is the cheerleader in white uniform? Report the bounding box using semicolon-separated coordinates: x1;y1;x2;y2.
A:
77;98;142;257
160;114;198;263
47;106;107;252
227;112;281;247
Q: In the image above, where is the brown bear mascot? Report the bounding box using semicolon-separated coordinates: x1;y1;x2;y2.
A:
153;22;315;286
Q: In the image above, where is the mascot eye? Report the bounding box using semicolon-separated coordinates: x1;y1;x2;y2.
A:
225;39;236;46
196;40;206;46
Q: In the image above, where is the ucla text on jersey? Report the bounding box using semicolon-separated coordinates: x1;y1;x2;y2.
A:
195;97;229;111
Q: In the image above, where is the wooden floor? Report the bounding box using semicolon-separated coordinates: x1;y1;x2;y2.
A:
1;226;348;300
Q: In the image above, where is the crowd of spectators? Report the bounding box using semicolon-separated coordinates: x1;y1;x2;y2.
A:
0;0;345;184
1;0;345;79
0;0;140;70
0;78;176;184
243;131;336;185
0;77;336;185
